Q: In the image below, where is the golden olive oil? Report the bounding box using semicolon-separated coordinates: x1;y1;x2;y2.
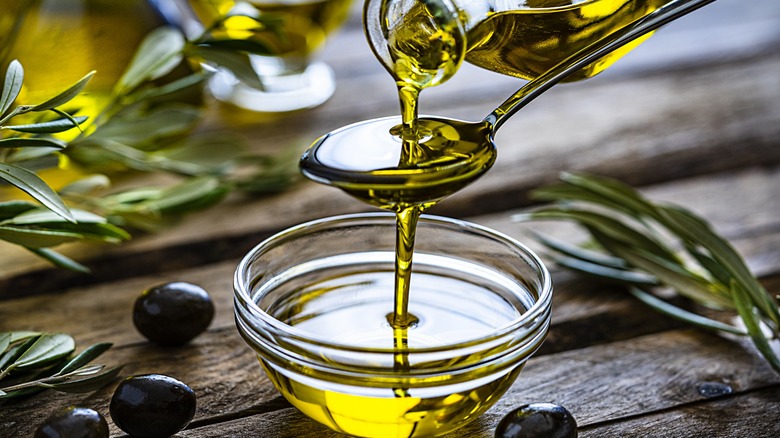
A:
187;0;352;60
301;115;496;332
258;268;528;438
465;0;666;81
294;1;660;435
263;361;521;437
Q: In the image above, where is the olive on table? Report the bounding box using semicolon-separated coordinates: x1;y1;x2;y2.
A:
495;402;578;438
34;406;109;438
110;374;196;438
133;281;215;346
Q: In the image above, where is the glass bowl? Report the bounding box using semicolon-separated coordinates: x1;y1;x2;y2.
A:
234;213;552;437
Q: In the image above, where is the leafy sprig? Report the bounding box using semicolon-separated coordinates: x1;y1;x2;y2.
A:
513;172;780;373
0;331;121;400
0;19;299;271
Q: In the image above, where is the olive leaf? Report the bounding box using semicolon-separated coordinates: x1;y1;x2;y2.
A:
516;172;780;373
3;208;108;225
195;38;274;55
84;105;199;146
0;60;23;117
0;225;88;248
46;365;124;394
26;247;90;273
1;116;89;134
0;333;75;380
0;163;74;223
0;336;40;373
54;342;112;375
11;333;75;371
0;201;38;220
31;71;96;112
0;137;67;149
115;27;185;95
0;14;298;271
0;332;41;360
0;207;130;248
187;45;265;89
1;336;120;400
628;286;745;335
127;71;207;103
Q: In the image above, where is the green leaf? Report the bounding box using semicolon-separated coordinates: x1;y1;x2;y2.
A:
0;163;74;222
0;137;67;149
559;172;661;220
127;72;206;103
0;201;37;220
516;208;679;263
87;105;199;146
2;208;107;225
58;174;111;195
0;219;131;244
2;116;88;133
26;247;90;273
530;230;629;270
49;365;123;393
0;225;83;248
0;332;40;359
685;242;734;287
551;252;658;286
595;231;733;309
4;145;61;164
12;333;75;370
196;38;274;55
0;336;40;374
56;343;112;375
152;176;229;214
659;205;780;326
68;138;153;172
732;280;780;373
188;46;264;89
115;27;185;94
154;131;245;174
31;71;95;111
0;60;23;117
629;287;746;335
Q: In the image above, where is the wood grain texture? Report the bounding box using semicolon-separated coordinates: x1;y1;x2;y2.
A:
2;1;780;436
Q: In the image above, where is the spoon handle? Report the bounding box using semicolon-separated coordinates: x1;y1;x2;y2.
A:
485;0;718;133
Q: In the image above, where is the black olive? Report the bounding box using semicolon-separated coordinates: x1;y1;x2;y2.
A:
495;402;577;438
34;406;109;438
110;374;196;438
133;281;215;346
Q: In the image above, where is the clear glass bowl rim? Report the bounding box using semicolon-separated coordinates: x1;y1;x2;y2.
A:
233;212;553;354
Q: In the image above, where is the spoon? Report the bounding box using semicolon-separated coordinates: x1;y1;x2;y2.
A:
300;0;718;206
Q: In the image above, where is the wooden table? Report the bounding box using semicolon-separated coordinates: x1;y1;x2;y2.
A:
2;0;780;436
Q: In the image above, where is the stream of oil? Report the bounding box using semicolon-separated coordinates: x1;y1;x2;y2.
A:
296;1;666;433
303;0;667;334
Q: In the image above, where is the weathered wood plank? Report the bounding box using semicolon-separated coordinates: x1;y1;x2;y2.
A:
579;386;780;437
0;327;285;437
1;264;778;435
3;319;779;437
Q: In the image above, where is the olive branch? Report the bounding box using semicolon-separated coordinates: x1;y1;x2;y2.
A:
0;18;298;272
514;172;780;373
0;331;121;401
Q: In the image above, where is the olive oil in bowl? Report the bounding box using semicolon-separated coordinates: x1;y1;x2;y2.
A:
234;214;552;437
